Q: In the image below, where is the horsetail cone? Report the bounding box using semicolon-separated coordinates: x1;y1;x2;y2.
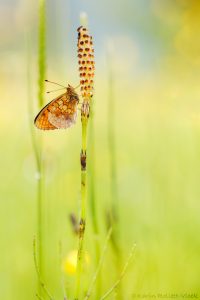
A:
77;26;95;101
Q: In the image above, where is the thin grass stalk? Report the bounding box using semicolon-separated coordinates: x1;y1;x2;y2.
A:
79;12;101;298
88;104;97;232
106;41;122;299
26;36;44;296
99;244;136;300
75;26;95;300
38;0;46;107
37;150;43;283
26;36;40;172
26;20;45;299
75;113;88;299
37;0;46;293
33;238;54;300
88;105;97;231
107;42;118;225
36;294;45;300
84;228;112;300
88;102;101;298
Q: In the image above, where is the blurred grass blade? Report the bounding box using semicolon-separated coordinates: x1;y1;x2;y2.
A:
100;244;136;300
38;0;46;108
106;39;122;299
33;237;54;300
84;228;112;300
37;0;46;295
88;99;102;298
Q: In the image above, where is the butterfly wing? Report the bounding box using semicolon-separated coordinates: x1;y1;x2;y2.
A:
48;110;78;129
34;92;78;130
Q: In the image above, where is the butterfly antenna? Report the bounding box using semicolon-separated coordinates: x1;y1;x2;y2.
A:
47;87;66;93
74;83;81;90
45;79;66;88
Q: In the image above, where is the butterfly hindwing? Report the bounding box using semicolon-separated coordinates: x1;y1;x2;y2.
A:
34;88;79;130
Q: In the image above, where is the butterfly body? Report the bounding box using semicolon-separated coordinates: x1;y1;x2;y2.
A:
34;85;79;130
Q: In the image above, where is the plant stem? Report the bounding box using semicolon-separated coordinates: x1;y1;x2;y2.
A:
37;0;46;294
107;41;119;227
37;159;43;278
75;105;89;299
38;0;46;107
26;35;42;180
107;41;122;298
76;24;95;300
80;12;101;297
33;238;54;300
88;102;102;298
26;32;44;297
36;294;45;300
84;228;112;300
100;244;136;300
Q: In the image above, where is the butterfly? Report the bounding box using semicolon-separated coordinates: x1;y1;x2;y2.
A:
34;81;80;130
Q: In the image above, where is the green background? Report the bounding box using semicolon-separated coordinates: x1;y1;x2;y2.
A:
1;0;200;299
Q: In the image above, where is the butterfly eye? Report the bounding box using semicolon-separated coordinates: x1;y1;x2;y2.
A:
72;95;79;103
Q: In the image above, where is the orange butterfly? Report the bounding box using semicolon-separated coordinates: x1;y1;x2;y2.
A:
34;81;80;130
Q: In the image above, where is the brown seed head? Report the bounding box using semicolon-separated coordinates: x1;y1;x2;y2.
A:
77;26;95;100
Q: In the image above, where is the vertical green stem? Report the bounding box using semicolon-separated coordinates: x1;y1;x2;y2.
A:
37;160;43;276
75;111;89;300
107;57;118;220
79;12;101;298
38;0;46;107
26;34;44;297
107;43;122;299
37;0;46;293
79;15;100;297
75;22;95;300
88;103;101;298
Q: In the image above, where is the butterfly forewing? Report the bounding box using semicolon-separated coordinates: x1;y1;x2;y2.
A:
34;86;79;130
